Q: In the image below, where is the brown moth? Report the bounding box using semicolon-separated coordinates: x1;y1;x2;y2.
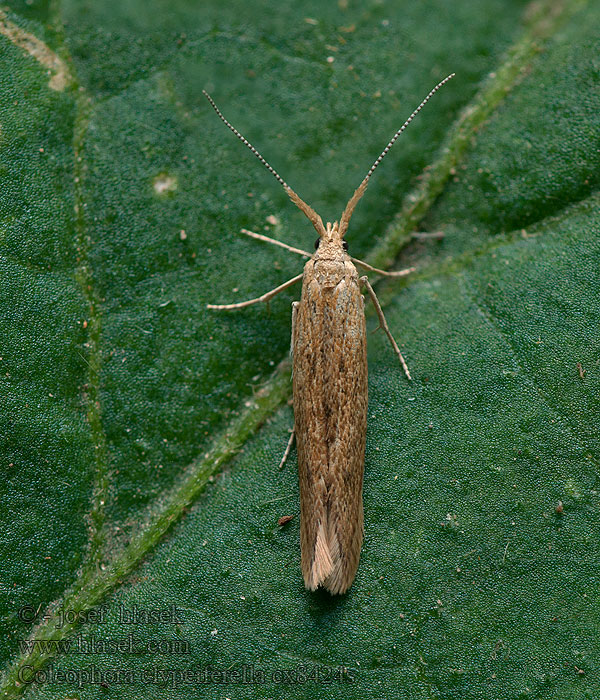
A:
204;73;454;594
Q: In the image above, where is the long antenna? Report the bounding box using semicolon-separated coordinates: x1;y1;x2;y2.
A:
364;73;455;183
203;90;326;235
339;73;455;236
204;75;455;240
203;89;289;189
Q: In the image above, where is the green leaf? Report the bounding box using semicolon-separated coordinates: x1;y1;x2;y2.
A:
1;0;599;698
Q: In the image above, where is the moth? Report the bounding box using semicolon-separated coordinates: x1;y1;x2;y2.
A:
205;74;454;594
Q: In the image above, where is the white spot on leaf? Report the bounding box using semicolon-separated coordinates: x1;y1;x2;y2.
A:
153;173;177;195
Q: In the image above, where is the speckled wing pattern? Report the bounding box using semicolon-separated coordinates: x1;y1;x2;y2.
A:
293;257;368;594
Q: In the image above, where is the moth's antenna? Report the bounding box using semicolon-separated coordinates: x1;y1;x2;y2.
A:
203;90;289;188
203;90;325;236
339;73;455;237
364;73;455;183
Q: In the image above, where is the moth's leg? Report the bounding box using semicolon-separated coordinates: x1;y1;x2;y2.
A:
278;427;296;471
241;228;311;258
278;301;299;470
352;258;416;278
290;301;299;357
351;232;444;278
360;275;412;380
412;231;444;240
207;272;303;310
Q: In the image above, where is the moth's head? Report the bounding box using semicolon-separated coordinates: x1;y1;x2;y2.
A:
321;220;343;244
314;221;349;256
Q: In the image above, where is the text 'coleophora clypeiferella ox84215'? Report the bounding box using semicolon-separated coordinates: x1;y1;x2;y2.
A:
205;73;454;594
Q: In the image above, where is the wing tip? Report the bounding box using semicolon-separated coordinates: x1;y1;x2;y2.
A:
303;523;334;589
302;522;361;595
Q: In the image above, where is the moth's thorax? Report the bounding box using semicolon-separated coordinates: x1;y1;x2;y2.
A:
307;257;355;292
